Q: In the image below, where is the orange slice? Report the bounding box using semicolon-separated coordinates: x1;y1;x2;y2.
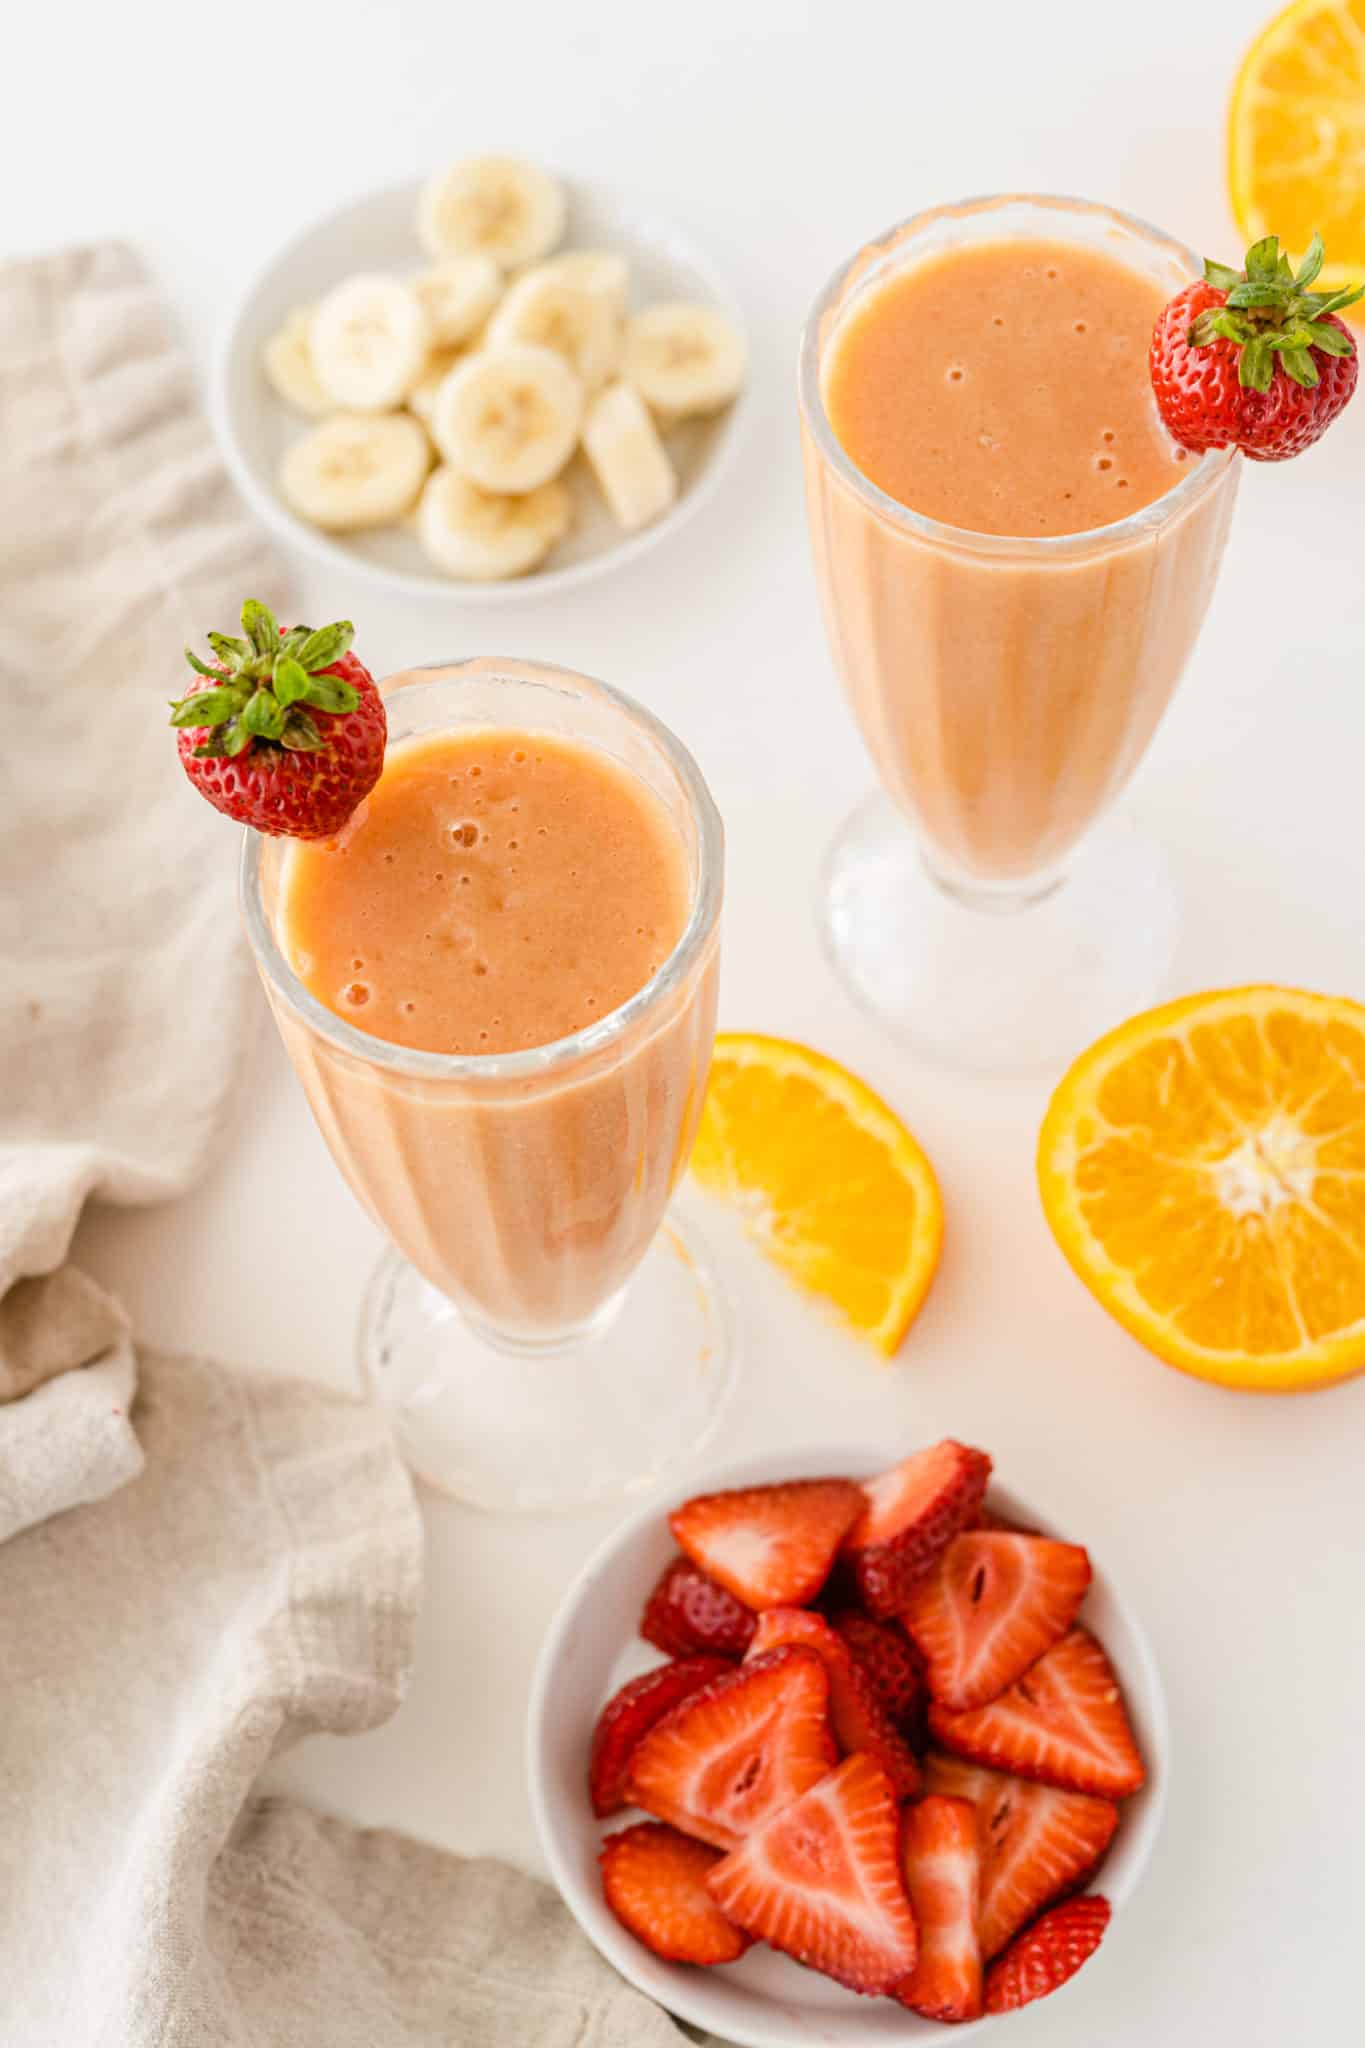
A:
1228;0;1365;315
1038;987;1365;1392
690;1034;943;1356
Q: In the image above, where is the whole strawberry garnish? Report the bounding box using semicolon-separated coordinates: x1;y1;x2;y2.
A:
169;599;385;837
1151;232;1362;462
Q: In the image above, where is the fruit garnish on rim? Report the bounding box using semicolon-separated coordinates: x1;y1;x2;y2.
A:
1150;231;1362;460
169;598;386;839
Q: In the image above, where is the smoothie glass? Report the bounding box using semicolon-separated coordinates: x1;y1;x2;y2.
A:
242;658;728;1512
800;195;1240;1069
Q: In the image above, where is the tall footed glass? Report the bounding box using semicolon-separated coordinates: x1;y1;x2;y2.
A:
800;195;1241;1069
242;658;728;1512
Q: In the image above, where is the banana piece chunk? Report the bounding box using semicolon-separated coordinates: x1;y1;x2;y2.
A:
413;255;503;347
418;155;566;271
582;381;678;532
432;343;583;494
417;466;571;580
280;413;431;532
262;306;333;416
310;275;430;411
486;270;620;390
539;248;630;321
622;301;746;418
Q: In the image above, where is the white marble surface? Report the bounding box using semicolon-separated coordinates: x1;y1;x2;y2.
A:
11;2;1363;2040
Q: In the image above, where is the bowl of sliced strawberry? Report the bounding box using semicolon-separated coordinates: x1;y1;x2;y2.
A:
527;1440;1166;2044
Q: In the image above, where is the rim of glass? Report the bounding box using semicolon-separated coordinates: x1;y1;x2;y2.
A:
798;191;1238;560
239;655;724;1083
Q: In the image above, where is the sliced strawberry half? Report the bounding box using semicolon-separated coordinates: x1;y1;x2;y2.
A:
624;1646;836;1852
640;1554;757;1661
600;1822;753;1965
670;1478;864;1610
842;1440;992;1618
928;1625;1145;1799
902;1531;1092;1711
892;1795;983;2024
830;1609;928;1745
984;1894;1112;2013
590;1656;733;1817
747;1608;921;1798
706;1752;918;1996
923;1752;1119;1958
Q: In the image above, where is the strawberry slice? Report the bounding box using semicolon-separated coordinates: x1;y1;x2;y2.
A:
928;1625;1145;1799
747;1608;921;1798
624;1646;836;1851
892;1795;983;2023
923;1752;1119;1958
600;1822;754;1965
984;1894;1112;2013
670;1478;864;1609
590;1656;733;1817
902;1531;1092;1711
706;1752;918;1996
841;1440;992;1617
640;1555;757;1660
830;1610;928;1744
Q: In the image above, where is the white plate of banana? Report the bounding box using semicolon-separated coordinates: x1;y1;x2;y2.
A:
215;154;749;595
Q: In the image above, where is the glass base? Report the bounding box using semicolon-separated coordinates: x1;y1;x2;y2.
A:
357;1211;734;1513
818;794;1179;1073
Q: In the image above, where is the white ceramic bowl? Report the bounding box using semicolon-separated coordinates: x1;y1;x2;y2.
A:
528;1445;1168;2047
213;175;748;602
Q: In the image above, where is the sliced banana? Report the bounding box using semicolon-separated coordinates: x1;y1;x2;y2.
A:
540;248;630;321
581;381;678;532
262;306;333;416
406;347;466;426
485;270;620;390
280;413;431;532
310;275;430;411
432;343;583;494
622;302;746;418
417;155;566;271
413;255;503;347
417;465;572;580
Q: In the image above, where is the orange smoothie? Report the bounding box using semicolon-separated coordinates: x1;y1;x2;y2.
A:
282;730;688;1055
265;713;718;1340
802;207;1239;882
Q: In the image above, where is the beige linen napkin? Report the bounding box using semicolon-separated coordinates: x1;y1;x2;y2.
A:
0;240;286;1539
0;1349;692;2046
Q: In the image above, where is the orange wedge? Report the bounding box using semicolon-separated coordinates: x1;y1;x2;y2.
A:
1038;987;1365;1393
690;1033;943;1356
1228;0;1365;316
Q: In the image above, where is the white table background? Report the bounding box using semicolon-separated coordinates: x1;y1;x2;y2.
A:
8;2;1362;2039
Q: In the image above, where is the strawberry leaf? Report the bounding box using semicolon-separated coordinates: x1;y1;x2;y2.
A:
1203;258;1242;291
207;631;250;669
273;655;312;707
1305;320;1355;356
1294;233;1326;290
1278;346;1320;389
241;598;280;657
220;718;253;758
242;687;287;740
183;646;221;678
280;710;325;752
1225;280;1293;309
169;687;242;729
296;670;360;715
294;620;355;673
1245;234;1281;284
1238;336;1276;392
1311;284;1365;319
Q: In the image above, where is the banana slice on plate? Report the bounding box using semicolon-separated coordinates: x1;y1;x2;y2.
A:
622;302;746;418
262;306;333;416
280;413;432;532
418;155;566;271
414;255;503;347
417;466;572;580
432;343;583;494
406;347;466;426
310;276;431;411
581;381;678;532
539;249;630;321
486;270;620;390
